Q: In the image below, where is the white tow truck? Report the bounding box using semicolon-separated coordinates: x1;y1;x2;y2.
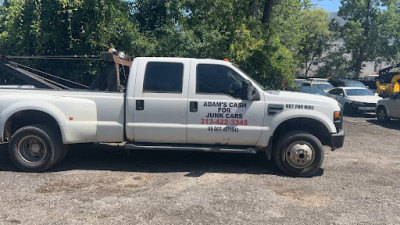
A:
0;57;344;177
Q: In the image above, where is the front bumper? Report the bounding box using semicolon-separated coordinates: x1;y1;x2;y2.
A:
330;130;345;150
356;106;376;112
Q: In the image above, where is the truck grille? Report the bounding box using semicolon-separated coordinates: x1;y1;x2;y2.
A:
364;103;376;107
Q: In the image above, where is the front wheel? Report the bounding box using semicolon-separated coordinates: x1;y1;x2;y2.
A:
9;125;62;172
376;107;389;122
273;131;324;177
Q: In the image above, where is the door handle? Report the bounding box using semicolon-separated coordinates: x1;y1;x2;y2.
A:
136;100;144;110
190;101;198;112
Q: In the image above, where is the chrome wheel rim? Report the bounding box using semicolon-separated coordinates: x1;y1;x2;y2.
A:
285;141;315;169
378;109;386;121
17;135;47;163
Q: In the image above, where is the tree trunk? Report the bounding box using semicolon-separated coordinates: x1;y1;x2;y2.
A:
248;0;258;17
262;0;275;26
355;0;372;78
305;52;316;77
355;47;365;78
305;60;309;77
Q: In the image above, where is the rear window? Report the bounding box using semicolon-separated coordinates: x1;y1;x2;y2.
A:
313;83;334;90
143;62;184;93
345;81;366;88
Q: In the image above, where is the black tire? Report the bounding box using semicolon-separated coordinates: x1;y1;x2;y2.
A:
273;131;324;177
56;144;69;164
9;125;62;172
376;107;389;123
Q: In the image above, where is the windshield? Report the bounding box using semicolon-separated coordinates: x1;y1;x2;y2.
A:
345;89;374;96
346;81;366;88
313;83;334;90
300;87;327;96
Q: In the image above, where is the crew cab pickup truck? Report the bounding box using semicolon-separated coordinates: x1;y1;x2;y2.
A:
0;58;345;177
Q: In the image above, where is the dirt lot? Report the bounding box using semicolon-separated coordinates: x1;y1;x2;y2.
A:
0;116;399;225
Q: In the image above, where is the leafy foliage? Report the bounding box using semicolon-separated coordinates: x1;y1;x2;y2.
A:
0;0;333;89
338;0;400;77
298;9;332;76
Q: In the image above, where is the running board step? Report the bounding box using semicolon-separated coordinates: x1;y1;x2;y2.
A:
124;143;257;154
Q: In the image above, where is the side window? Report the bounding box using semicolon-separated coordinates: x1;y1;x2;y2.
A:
196;64;244;98
329;89;339;95
143;62;184;93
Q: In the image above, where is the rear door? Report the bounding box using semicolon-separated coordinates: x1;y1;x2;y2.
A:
186;61;265;146
328;88;346;105
328;88;340;100
388;93;400;117
132;59;190;143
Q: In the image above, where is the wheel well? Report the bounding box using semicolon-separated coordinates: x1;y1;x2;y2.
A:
4;110;62;142
271;118;331;147
376;105;385;111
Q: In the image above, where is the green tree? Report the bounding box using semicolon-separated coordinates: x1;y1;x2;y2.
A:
298;9;332;76
0;0;148;85
317;49;350;77
229;0;304;88
0;0;337;89
339;0;400;77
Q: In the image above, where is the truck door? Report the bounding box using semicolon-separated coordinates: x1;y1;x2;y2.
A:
132;59;190;143
187;61;265;146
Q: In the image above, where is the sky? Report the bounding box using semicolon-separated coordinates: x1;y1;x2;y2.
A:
311;0;341;12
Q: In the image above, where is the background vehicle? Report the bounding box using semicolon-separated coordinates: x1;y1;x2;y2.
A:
375;64;400;98
0;56;344;177
307;78;328;82
328;87;382;115
301;81;334;93
328;79;367;89
376;92;400;122
359;75;378;90
295;79;306;87
299;86;328;96
358;79;377;91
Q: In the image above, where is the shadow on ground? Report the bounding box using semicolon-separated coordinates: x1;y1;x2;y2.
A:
0;144;324;177
345;113;376;119
366;119;400;131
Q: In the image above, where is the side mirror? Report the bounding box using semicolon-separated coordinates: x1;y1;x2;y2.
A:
241;80;260;101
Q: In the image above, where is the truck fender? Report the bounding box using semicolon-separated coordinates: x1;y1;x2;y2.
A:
1;99;97;144
0;101;67;142
257;110;335;148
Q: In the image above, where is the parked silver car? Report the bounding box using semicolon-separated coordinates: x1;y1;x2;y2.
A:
376;92;400;122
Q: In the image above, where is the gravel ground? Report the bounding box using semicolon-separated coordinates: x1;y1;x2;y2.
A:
0;116;399;225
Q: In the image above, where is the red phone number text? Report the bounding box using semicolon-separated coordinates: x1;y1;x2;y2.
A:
201;119;248;126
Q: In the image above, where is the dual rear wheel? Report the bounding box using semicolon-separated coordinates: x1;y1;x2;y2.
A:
8;125;68;172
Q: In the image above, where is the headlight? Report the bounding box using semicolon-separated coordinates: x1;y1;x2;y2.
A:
333;111;342;131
